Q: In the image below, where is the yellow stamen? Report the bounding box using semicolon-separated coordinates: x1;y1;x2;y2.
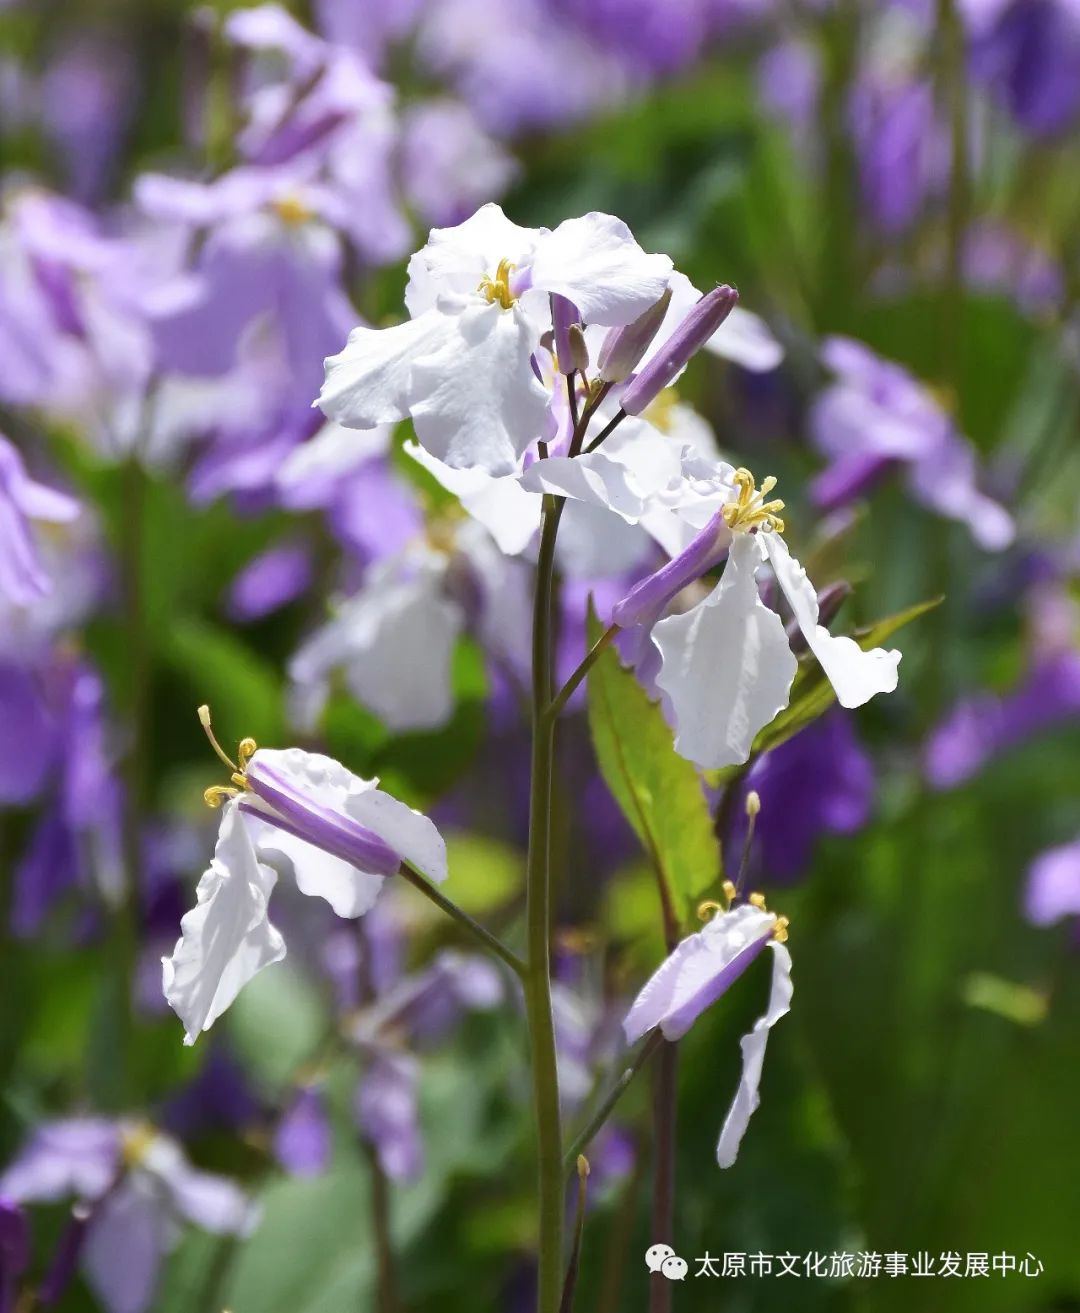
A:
198;706;256;809
721;468;786;535
773;915;790;944
478;258;516;309
697;899;725;922
748;891;767;910
721;879;738;908
120;1122;157;1169
272;194;313;227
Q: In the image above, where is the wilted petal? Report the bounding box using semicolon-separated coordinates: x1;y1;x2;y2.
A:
716;941;792;1168
529;212;672;326
410;301;549;474
653;534;797;770
162;803;286;1045
82;1176;169;1313
762;533;900;709
318;309;454;429
623;904;777;1044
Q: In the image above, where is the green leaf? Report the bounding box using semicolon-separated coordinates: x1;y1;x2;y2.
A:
585;605;720;917
161;617;285;744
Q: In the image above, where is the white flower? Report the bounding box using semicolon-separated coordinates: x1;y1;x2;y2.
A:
318;203;672;475
624;899;792;1167
163;744;446;1044
651;471;900;769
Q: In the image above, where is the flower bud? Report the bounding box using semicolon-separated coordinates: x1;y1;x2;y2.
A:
620;284;738;415
551;294;582;375
567;324;590;375
596;286;672;383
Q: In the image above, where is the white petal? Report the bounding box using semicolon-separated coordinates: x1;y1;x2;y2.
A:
762;533;900;709
405;440;541;555
290;555;463;732
411;202;542;300
716;940;792;1168
518;450;649;521
705;306;784;372
624;904;777;1043
251;747;448;888
653;534;797;769
162;803;285;1046
317;309;454;429
529;212;673;326
410;301;550;474
245;812;386;919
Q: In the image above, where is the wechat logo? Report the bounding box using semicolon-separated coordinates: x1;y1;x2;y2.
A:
645;1244;688;1281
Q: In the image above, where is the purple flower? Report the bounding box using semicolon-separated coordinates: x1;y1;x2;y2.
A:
810;337;1014;550
225;542;313;622
355;1052;423;1182
849;77;949;234
0;1120;256;1313
274;1086;332;1177
925;649;1080;788
0;437;80;605
726;710;875;881
968;0;1080;137
1024;837;1080;926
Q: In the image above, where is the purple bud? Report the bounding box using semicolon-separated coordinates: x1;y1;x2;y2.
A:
274;1086;332;1178
596;286;673;383
620;285;738;415
612;510;729;630
550;295;582;376
786;581;852;654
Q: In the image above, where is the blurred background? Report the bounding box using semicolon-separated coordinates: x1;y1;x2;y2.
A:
1;0;1079;1310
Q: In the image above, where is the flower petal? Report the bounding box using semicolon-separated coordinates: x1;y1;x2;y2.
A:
317;309;454;429
762;533;901;709
716;940;792;1168
653;533;797;769
162;802;286;1045
404;440;541;555
410;301;549;474
705;305;784;372
623;904;777;1044
529;212;673;326
82;1177;170;1313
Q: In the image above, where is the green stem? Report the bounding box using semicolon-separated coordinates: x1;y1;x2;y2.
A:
649;1040;679;1313
545;625;619;724
525;494;566;1313
562;1031;664;1171
398;862;526;978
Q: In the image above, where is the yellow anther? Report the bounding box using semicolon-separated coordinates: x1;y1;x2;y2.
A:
272;194;312;227
748;891;768;910
721;468;786;534
773;915;790;944
745;790;761;818
478;258;516;309
697;899;725;922
576;1154;590;1180
203;785;238;809
198;706;254;808
120;1122;157;1168
721;879;737;908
